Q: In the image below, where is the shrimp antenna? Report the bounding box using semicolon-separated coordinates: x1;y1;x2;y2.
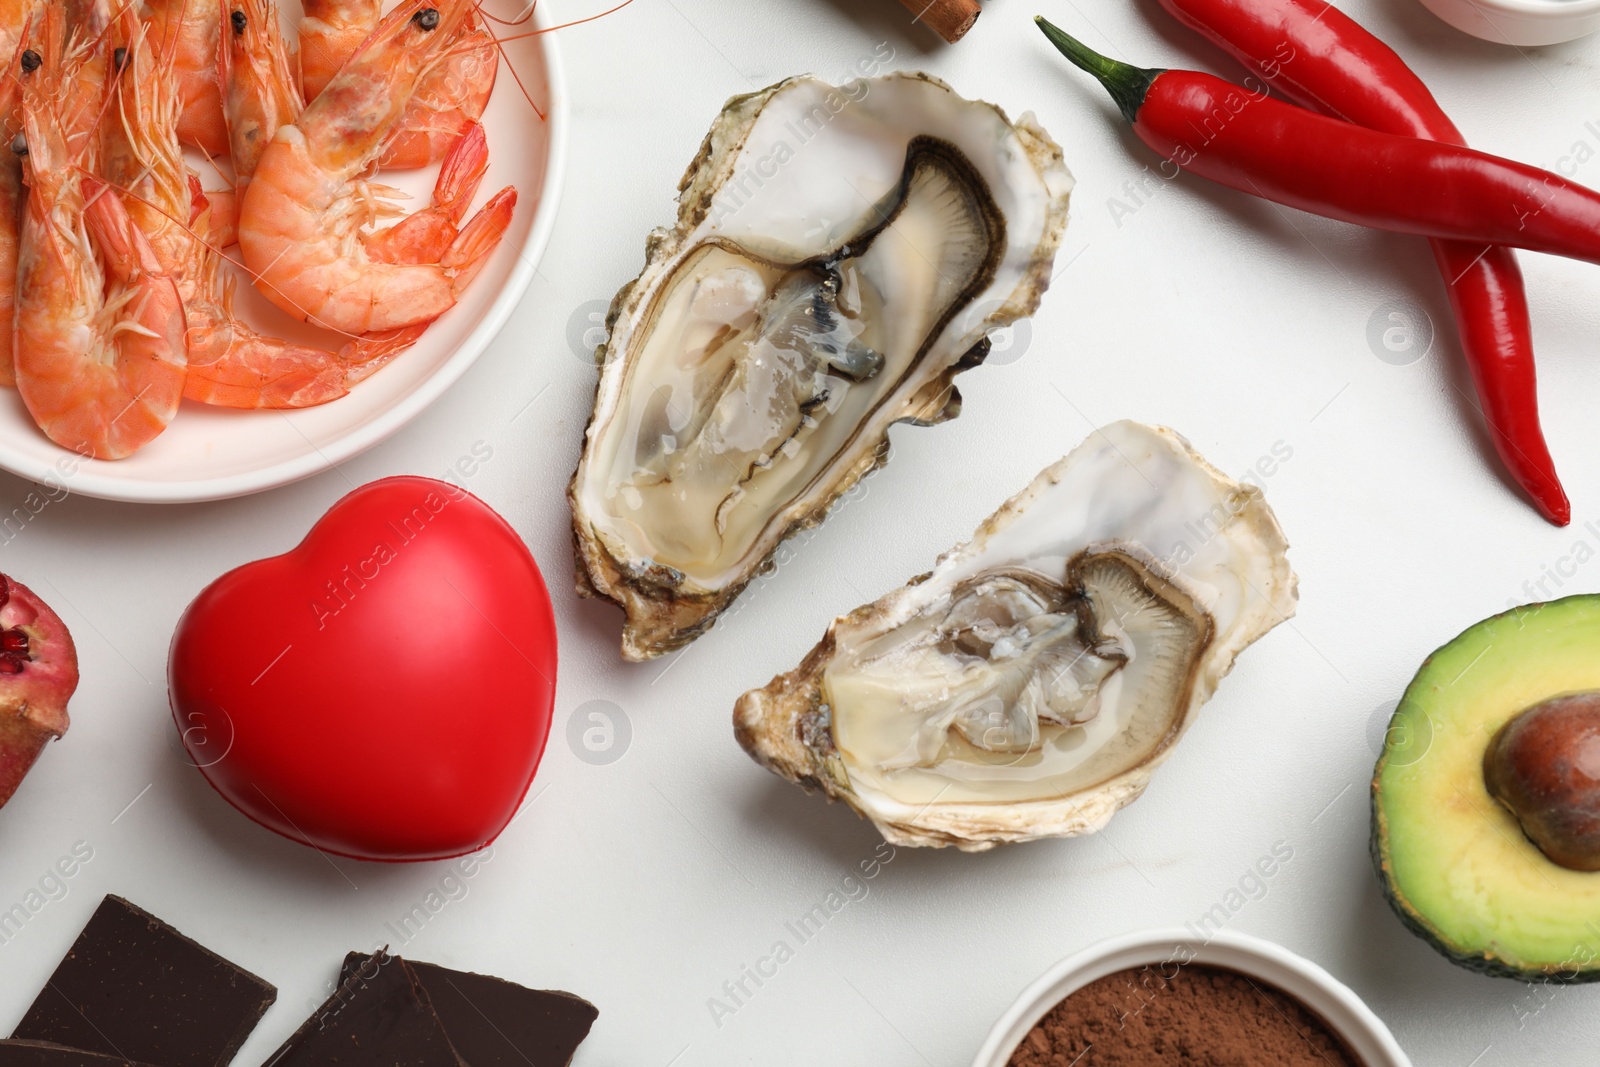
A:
491;0;636;43
143;0;190;70
488;29;543;121
481;0;638;121
478;0;537;28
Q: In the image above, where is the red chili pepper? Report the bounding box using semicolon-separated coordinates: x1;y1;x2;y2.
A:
1151;0;1568;525
1035;20;1600;287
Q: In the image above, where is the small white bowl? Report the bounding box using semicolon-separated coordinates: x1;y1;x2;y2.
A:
1415;0;1600;46
971;928;1411;1067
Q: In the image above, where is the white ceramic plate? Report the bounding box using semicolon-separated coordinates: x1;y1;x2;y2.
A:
971;928;1413;1067
0;0;567;503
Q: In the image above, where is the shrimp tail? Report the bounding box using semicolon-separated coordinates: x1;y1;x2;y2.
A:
199;187;238;246
362;121;488;264
444;185;516;296
183;313;352;409
341;170;506;372
434;120;489;224
340;323;427;384
187;164;238;247
185;172;206;224
79;177;184;326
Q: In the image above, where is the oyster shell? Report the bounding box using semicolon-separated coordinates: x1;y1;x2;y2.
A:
734;422;1297;851
569;74;1074;660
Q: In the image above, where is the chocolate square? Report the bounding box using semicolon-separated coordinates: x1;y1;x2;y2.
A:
11;896;275;1067
264;950;464;1067
339;953;598;1067
0;1041;158;1067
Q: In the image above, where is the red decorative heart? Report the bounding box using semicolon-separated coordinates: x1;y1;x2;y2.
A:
169;477;556;862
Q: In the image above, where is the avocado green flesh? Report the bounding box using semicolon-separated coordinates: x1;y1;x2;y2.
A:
1373;595;1600;981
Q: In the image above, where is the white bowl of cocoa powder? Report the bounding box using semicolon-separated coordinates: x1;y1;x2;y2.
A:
971;928;1411;1067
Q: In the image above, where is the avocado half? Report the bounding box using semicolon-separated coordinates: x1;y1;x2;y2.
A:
1372;595;1600;982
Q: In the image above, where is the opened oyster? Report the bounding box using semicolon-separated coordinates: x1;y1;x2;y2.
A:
569;74;1074;660
735;422;1296;850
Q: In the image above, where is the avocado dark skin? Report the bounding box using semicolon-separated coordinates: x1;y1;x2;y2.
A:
1484;692;1600;873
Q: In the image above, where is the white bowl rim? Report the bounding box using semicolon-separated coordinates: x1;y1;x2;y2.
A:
969;927;1411;1067
1438;0;1600;20
2;10;569;505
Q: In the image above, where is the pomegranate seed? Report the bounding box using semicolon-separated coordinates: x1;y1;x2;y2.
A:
0;628;27;653
0;653;24;674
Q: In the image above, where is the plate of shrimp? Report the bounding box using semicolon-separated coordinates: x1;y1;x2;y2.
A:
0;0;566;501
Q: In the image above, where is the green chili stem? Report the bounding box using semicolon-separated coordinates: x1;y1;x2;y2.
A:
1035;16;1163;124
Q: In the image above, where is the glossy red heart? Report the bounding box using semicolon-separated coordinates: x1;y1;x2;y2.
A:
169;477;556;862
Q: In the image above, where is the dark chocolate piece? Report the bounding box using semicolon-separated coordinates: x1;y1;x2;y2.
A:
11;896;275;1067
264;950;464;1067
339;952;598;1067
0;1041;158;1067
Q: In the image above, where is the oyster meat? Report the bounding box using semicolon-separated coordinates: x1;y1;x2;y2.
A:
734;422;1297;850
569;74;1074;660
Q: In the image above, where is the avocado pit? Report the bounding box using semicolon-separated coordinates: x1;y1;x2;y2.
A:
1484;691;1600;872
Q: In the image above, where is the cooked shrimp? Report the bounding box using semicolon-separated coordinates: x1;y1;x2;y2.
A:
297;0;377;102
238;0;516;336
378;10;495;169
230;0;495;275
107;11;362;410
140;0;226;156
0;21;39;388
15;37;187;459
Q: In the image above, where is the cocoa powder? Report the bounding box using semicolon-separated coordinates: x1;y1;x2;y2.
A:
1007;962;1362;1067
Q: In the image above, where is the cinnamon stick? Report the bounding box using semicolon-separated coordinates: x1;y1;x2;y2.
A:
898;0;980;43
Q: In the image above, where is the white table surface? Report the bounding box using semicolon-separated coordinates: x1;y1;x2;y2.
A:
3;1;1598;1064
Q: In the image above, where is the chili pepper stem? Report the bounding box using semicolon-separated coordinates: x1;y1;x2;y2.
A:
1035;17;1163;124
